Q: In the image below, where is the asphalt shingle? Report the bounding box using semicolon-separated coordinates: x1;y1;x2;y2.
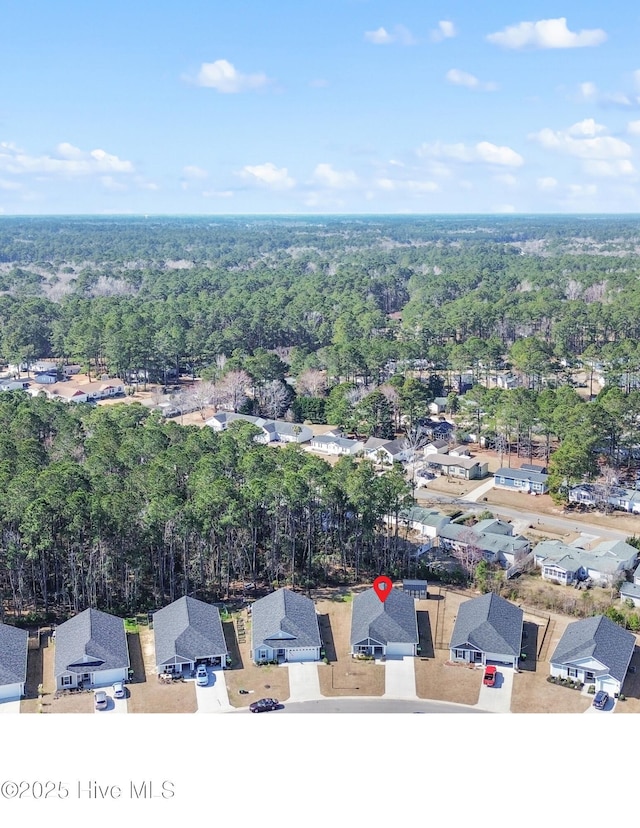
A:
54;608;129;679
251;589;321;652
153;596;227;668
550;615;635;683
350;588;418;647
450;593;523;657
0;623;28;686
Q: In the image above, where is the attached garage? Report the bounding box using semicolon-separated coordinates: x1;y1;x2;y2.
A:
54;608;130;691
251;589;322;664
449;593;523;668
350;587;418;658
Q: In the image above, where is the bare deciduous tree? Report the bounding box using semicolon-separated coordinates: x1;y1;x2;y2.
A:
297;368;327;398
260;379;290;419
220;370;251;412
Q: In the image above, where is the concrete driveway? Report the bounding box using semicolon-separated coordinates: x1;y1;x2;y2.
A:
94;691;128;714
0;699;21;714
195;667;231;713
287;662;321;702
476;666;514;713
383;656;417;699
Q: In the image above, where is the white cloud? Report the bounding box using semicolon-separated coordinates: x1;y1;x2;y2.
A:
494;173;518;187
0;141;134;176
313;163;358;189
582;159;635;177
0;177;21;191
100;176;127;191
496;203;516;213
530;121;632;159
537;176;558;191
567;183;598;198
487;18;607;50
431;20;456;42
418;140;524;167
241;162;295;189
183;165;208;180
628;120;640;135
446;69;497;91
191;59;270;93
577;81;598;101
374;177;438;194
364;25;415;45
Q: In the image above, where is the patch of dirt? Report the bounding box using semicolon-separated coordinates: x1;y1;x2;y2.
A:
223;608;291;708
315;595;385;697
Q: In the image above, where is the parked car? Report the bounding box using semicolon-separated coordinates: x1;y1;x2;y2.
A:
112;681;125;699
249;697;279;713
94;690;108;710
483;665;497;686
195;664;209;686
592;690;609;710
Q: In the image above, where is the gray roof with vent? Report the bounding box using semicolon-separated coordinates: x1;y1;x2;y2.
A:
54;608;129;678
153;596;227;668
350;588;418;647
550;615;635;682
450;593;523;656
0;623;28;686
251;589;321;651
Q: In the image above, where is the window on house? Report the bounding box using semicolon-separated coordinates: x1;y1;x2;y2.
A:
61;675;72;686
568;668;578;678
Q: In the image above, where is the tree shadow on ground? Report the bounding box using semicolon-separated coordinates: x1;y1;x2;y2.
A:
318;614;337;662
127;632;146;683
223;620;244;670
417;610;435;659
621;645;640;699
24;638;45;699
519;621;538;672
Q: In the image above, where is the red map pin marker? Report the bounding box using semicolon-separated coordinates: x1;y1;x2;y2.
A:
373;576;393;603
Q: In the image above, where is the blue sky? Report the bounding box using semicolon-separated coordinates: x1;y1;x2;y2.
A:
1;1;640;213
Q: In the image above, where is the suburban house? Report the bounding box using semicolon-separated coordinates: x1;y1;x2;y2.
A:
438;522;530;567
494;466;549;495
425;454;488;480
153;596;228;675
449;445;471;458
206;413;313;444
429;397;449;415
534;539;637;586
251;588;321;664
386;506;451;540
620;562;640;607
550;615;635;696
0;623;28;702
449;592;524;668
54;608;130;691
28;376;126;405
309;434;364;456
362;437;412;464
350;587;418;658
568;483;640;514
423;439;449;456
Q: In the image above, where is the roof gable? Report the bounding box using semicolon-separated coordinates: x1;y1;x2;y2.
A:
251;589;321;652
54;608;129;678
550;615;635;682
350;588;418;647
450;593;523;656
153;596;227;667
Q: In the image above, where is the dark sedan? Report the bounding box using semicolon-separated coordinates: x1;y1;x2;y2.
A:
249;697;280;713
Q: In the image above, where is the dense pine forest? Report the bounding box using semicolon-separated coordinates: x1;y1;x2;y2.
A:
2;214;640;620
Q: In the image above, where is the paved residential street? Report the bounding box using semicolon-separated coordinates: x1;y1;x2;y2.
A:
235;697;488;714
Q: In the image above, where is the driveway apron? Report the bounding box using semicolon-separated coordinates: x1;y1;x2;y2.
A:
195;667;231;713
0;699;21;714
287;662;321;702
476;666;514;713
383;656;417;699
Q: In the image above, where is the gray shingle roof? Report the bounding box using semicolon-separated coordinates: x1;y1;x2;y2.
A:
350;588;418;647
495;467;549;485
0;623;28;686
450;593;523;656
153;597;227;668
251;589;321;652
54;608;129;678
550;615;635;683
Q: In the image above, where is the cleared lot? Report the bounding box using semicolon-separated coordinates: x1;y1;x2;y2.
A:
315;594;385;698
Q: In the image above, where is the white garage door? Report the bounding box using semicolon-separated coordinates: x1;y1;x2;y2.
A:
287;648;319;663
92;668;127;687
596;677;619;695
386;643;416;657
0;683;22;702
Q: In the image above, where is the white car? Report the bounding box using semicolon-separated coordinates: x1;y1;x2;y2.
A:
112;681;126;699
195;665;209;686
